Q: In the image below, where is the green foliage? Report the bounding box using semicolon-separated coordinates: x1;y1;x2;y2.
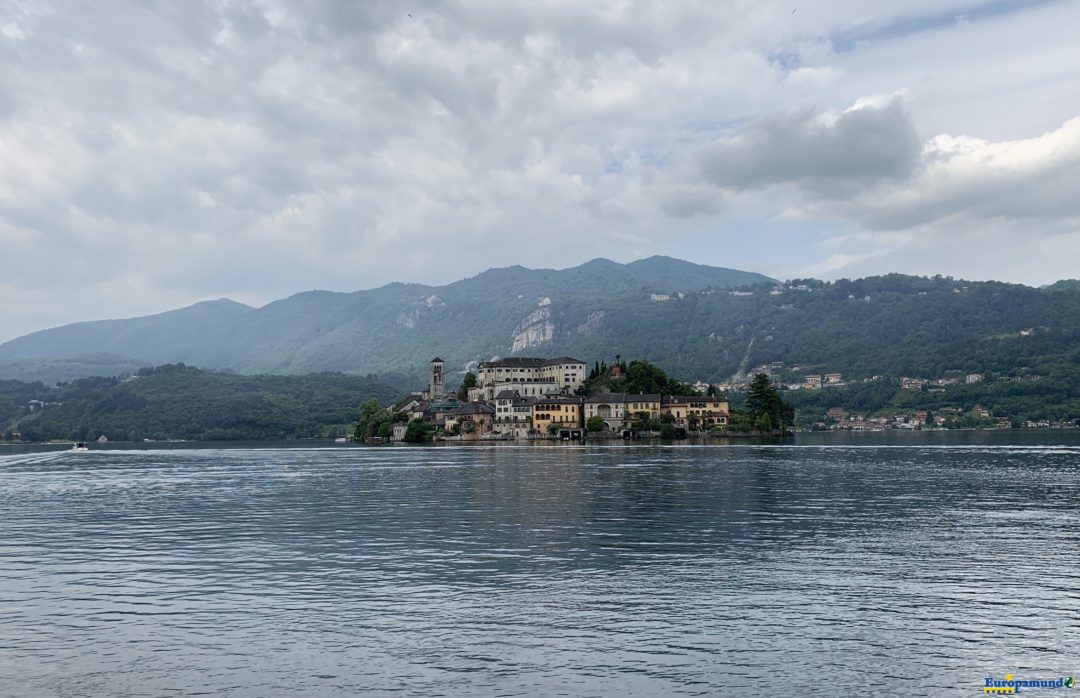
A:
403;418;435;443
0;364;403;442
586;415;606;432
628;411;662;433
355;399;408;441
583;359;695;396
785;365;1080;426
456;370;478;400
659;422;676;439
546;423;560;435
735;373;793;434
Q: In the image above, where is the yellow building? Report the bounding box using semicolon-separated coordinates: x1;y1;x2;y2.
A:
661;396;730;426
531;398;584;435
623;394;661;420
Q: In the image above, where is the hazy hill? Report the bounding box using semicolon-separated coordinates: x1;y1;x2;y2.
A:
1;259;1078;385
0;257;773;380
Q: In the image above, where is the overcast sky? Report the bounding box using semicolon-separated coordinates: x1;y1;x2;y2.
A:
2;0;1079;342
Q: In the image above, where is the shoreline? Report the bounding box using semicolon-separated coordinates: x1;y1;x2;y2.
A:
3;428;1078;451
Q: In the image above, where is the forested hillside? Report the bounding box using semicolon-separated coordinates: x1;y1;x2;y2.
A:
0;260;1077;386
0;257;773;380
0;365;406;442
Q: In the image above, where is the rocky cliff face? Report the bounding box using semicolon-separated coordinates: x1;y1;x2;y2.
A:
576;310;605;336
511;302;556;352
396;295;444;328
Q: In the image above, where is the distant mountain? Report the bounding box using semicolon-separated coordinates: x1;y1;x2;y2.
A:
1;259;1078;385
0;257;773;380
0;353;149;385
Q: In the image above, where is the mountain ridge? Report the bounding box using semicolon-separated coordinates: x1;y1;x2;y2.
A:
2;260;1078;387
0;256;775;380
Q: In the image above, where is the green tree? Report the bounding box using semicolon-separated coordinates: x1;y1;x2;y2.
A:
744;373;792;434
457;371;478;400
404;418;434;443
355;398;383;440
546;423;560;435
745;374;772;417
586;415;606;432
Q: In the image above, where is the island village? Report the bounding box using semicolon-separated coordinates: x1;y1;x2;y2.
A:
372;356;732;442
350;352;1068;444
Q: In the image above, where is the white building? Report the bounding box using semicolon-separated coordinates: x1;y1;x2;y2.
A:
476;357;587;393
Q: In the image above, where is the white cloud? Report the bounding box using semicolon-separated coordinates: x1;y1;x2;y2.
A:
837;117;1080;230
0;0;1078;342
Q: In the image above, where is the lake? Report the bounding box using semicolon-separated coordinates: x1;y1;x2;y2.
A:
1;434;1078;696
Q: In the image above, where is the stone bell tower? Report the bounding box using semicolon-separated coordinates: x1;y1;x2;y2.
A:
429;357;445;398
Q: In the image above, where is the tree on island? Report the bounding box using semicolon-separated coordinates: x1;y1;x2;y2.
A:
404;418;435;443
586;415;606;433
582;358;695;397
739;373;793;435
355;398;408;441
457;371;478;400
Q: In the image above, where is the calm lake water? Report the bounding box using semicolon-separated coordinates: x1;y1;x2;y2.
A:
1;435;1078;696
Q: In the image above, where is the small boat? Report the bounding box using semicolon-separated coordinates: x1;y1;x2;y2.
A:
70;442;89;452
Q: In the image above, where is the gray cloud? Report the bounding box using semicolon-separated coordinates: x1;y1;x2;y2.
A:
696;97;921;193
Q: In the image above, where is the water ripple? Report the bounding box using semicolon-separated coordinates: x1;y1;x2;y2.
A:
0;441;1078;696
